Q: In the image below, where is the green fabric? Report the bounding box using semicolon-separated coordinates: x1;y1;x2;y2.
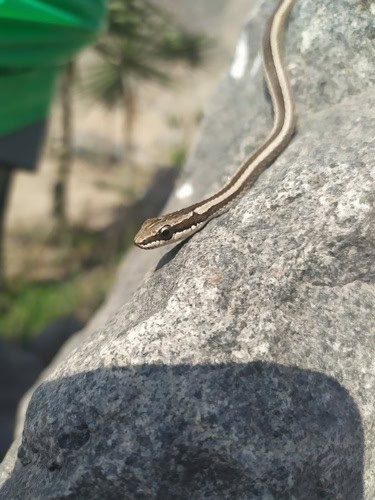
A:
0;0;106;135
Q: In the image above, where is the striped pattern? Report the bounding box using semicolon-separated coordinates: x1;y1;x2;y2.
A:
134;0;296;250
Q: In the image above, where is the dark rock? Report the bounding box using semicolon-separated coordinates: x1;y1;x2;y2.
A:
1;0;374;497
0;339;42;461
0;365;365;498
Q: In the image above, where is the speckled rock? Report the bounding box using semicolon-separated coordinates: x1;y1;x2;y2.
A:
1;0;374;498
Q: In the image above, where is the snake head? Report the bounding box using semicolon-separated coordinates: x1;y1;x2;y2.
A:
134;215;180;249
134;209;204;249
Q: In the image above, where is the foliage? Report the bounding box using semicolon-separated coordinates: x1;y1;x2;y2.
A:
1;219;136;343
169;144;187;169
82;0;211;109
0;266;115;344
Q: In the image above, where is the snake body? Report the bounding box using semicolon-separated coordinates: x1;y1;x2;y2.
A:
134;0;296;249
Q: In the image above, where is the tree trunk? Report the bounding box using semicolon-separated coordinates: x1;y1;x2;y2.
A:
122;77;136;160
53;61;75;230
0;167;12;290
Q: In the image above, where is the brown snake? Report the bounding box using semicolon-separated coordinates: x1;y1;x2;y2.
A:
134;0;296;249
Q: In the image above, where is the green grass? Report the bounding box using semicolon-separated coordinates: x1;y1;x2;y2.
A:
3;198;139;345
0;265;115;344
169;144;187;169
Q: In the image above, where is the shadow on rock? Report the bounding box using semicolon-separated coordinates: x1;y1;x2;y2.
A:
155;236;192;271
0;362;364;499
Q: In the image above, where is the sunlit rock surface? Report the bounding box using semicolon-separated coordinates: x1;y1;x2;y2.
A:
1;0;374;498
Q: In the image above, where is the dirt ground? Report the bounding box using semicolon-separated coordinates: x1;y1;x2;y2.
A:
5;0;253;277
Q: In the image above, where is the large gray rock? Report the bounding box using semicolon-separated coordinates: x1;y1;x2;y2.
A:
1;0;374;497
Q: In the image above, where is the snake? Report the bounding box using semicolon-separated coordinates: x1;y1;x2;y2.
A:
134;0;296;249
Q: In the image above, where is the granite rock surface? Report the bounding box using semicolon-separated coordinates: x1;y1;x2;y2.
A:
1;0;374;498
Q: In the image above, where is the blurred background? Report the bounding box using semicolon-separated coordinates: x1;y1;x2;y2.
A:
0;0;252;460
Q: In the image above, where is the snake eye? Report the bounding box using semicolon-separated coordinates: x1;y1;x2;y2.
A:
159;225;173;241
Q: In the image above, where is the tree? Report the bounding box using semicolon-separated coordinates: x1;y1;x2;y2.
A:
53;61;75;229
0;167;12;289
52;0;209;233
83;0;210;155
